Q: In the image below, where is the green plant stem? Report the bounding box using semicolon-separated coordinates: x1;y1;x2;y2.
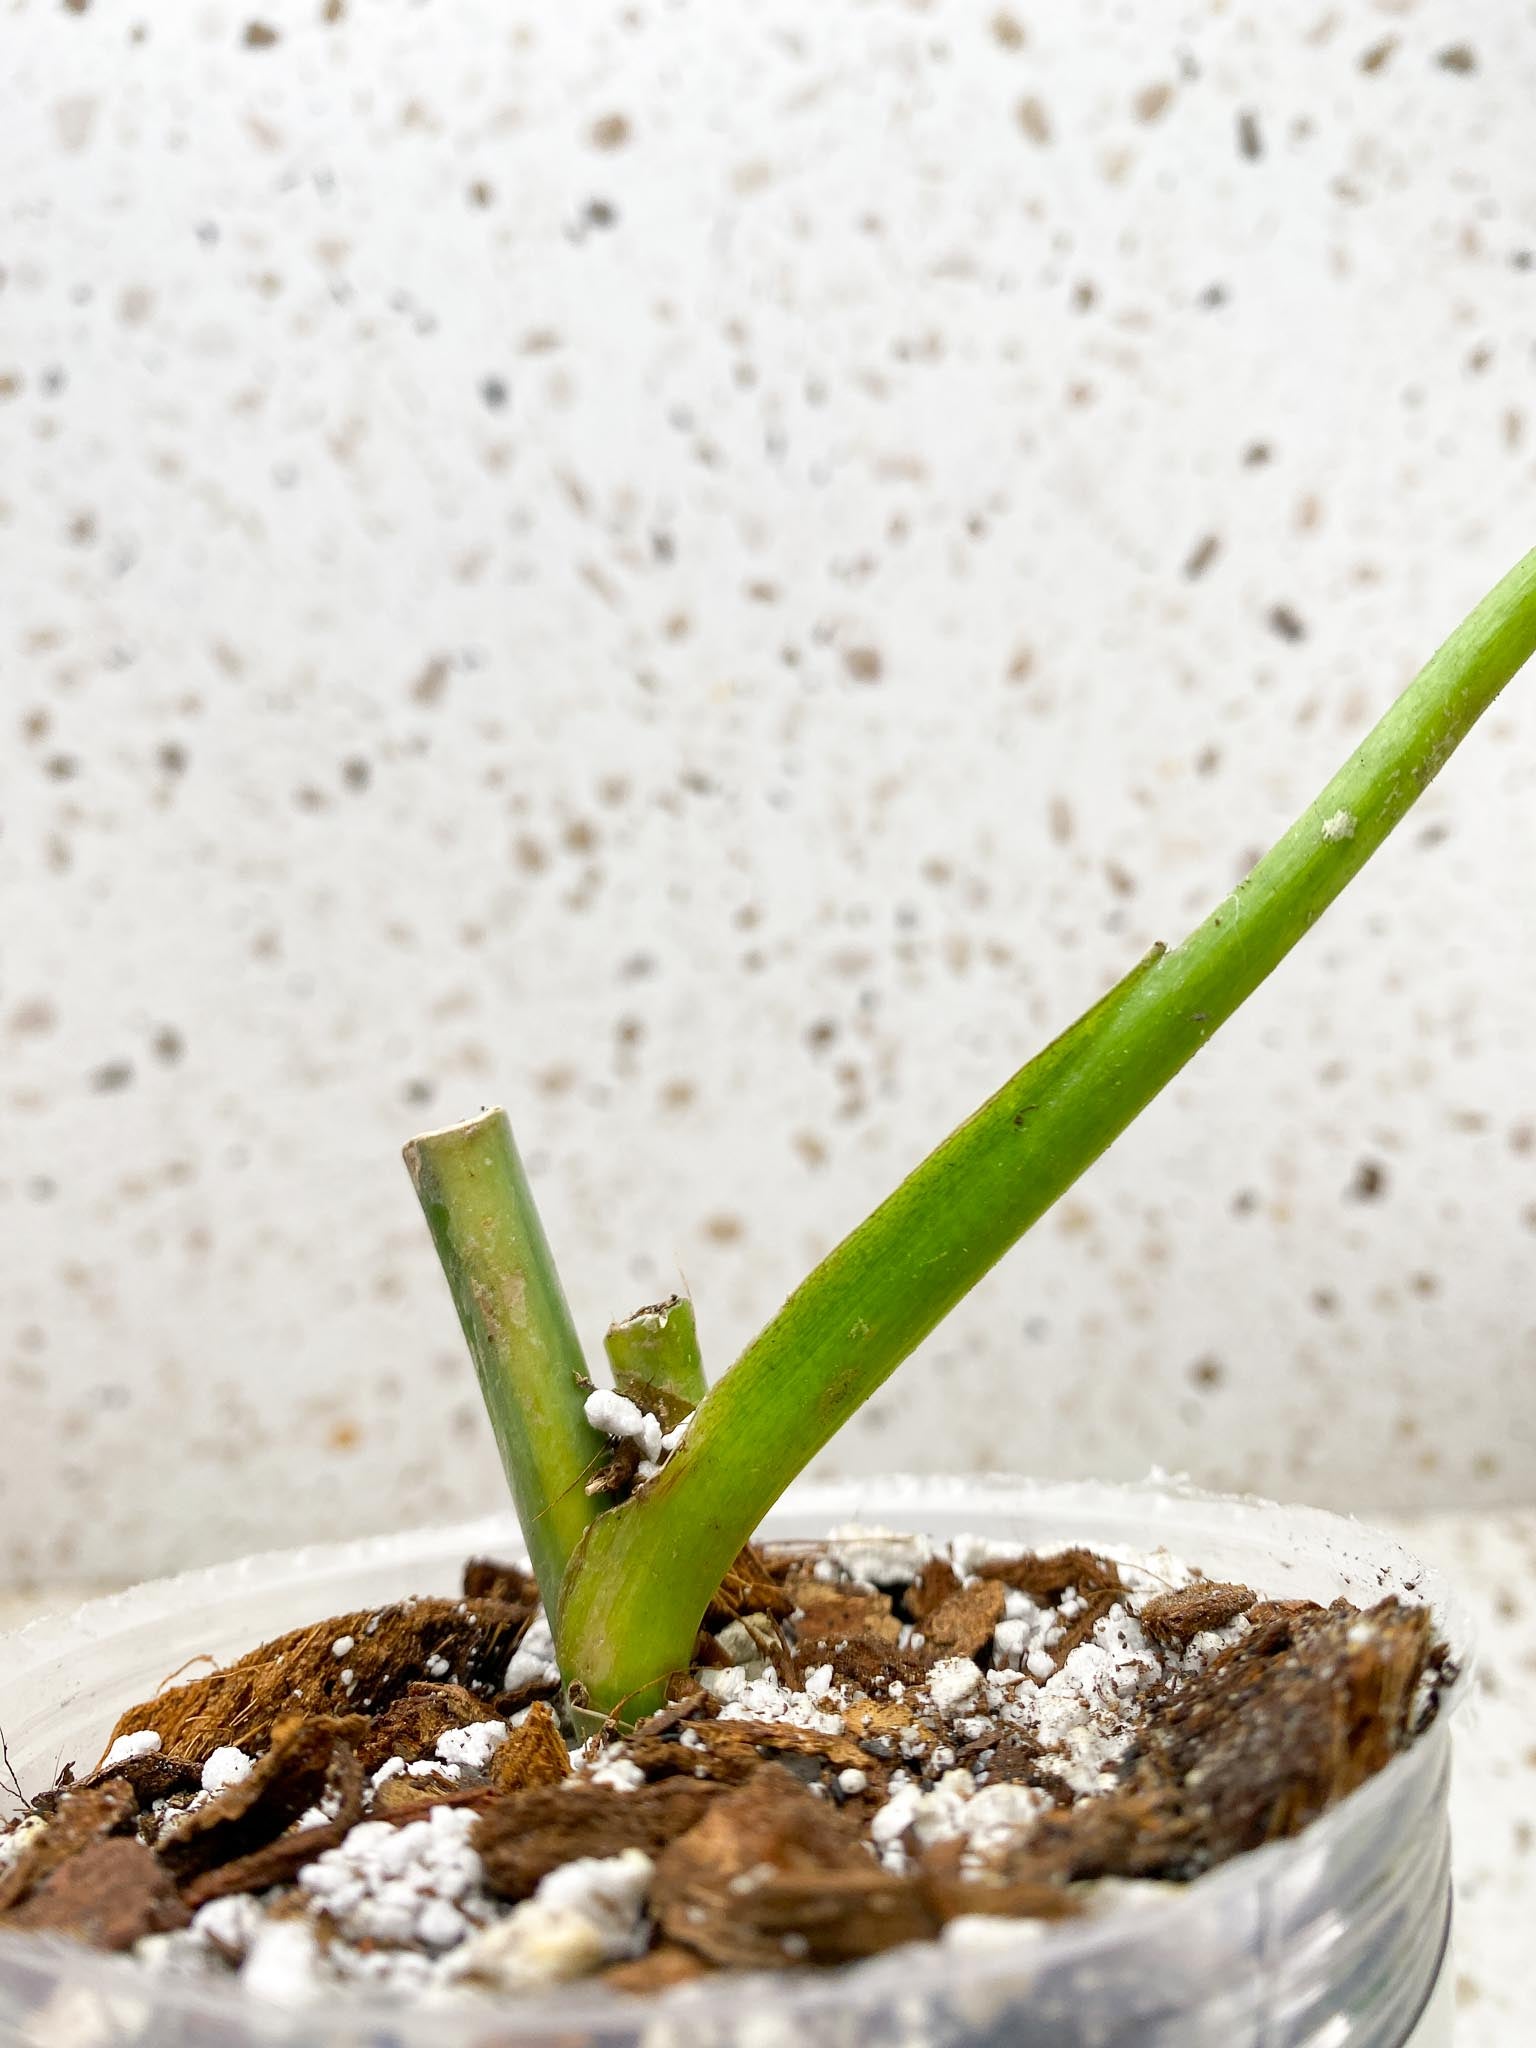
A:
557;546;1536;1718
603;1296;707;1414
403;1110;610;1616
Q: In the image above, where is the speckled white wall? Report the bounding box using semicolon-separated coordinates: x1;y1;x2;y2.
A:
1;0;1533;1588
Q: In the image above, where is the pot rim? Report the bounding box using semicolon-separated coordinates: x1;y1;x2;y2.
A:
0;1472;1473;2036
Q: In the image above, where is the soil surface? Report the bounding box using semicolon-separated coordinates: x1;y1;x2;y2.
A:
0;1527;1453;2004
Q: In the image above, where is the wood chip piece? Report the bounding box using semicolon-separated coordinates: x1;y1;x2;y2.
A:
922;1578;1006;1659
488;1701;571;1792
705;1544;796;1625
462;1557;539;1608
843;1695;942;1757
1013;1597;1438;1885
601;1941;714;1993
1008;1786;1185;1884
55;1751;203;1814
1130;1598;1434;1861
652;1763;936;1968
181;1819;349;1908
976;1732;1068;1802
476;1779;721;1901
156;1716;365;1883
5;1837;190;1951
1042;1587;1122;1673
901;1558;961;1624
1244;1598;1325;1628
975;1548;1125;1603
492;1673;563;1720
105;1599;526;1765
1138;1582;1256;1648
356;1681;496;1769
369;1769;466;1818
918;1840;1079;1925
798;1632;932;1696
0;1780;136;1914
784;1576;903;1646
619;1718;883;1789
635;1690;711;1737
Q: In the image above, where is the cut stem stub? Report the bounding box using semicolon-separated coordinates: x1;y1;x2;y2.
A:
603;1295;707;1419
402;1110;609;1617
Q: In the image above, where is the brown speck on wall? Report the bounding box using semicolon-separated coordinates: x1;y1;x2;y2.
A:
1349;1160;1389;1202
1016;97;1052;145
1184;534;1220;580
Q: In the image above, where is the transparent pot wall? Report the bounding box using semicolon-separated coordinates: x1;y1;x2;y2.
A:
0;1478;1469;2048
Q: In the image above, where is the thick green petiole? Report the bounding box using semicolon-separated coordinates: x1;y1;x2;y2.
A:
555;546;1536;1717
603;1296;706;1417
403;1111;610;1617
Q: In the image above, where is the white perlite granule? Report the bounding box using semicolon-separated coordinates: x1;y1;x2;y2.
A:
583;1750;648;1792
871;1771;1051;1873
133;1891;269;1979
713;1618;767;1671
941;1912;1052;1955
124;1681;679;1991
300;1803;493;1952
1179;1620;1252;1671
434;1720;507;1773
505;1611;560;1693
193;1893;264;1958
240;1919;330;2007
822;1524;941;1587
926;1657;984;1714
371;1756;460;1790
978;1599;1167;1796
0;1815;46;1873
583;1389;664;1466
443;1850;654;1989
636;1411;695;1482
201;1747;254;1796
1099;1547;1199;1600
949;1533;1036;1578
702;1662;845;1737
102;1729;161;1768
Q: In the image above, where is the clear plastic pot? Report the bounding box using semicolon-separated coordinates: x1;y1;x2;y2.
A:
0;1475;1470;2048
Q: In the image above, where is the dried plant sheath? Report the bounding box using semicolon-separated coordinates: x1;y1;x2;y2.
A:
403;1113;609;1613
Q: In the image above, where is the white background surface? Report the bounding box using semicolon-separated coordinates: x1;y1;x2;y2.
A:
2;0;1534;1595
